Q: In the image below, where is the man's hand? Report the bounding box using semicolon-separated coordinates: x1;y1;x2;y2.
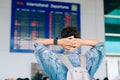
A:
58;36;81;50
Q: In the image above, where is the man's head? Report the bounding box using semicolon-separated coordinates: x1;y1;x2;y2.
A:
61;26;80;38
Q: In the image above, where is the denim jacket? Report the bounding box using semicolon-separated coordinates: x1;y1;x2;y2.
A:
34;42;105;80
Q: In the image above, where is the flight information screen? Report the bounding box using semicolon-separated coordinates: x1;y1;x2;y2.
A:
10;0;80;53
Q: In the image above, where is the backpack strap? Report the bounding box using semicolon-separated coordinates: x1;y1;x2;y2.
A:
80;54;87;69
59;54;87;69
59;54;73;69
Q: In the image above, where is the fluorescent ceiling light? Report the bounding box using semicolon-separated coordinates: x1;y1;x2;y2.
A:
104;15;120;19
105;33;120;37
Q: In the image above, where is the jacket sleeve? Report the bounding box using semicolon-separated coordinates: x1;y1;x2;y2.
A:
85;42;105;79
34;43;59;74
34;43;67;80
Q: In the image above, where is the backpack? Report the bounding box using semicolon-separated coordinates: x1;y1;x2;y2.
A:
59;54;90;80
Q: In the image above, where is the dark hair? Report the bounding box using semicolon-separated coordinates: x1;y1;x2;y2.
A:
17;78;29;80
104;77;109;80
61;26;80;38
43;76;49;80
96;79;100;80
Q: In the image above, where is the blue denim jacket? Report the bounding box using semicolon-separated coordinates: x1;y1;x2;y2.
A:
34;42;105;80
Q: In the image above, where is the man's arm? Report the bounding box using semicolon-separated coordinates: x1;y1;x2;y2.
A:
78;39;100;46
34;36;101;49
63;37;100;48
34;38;54;45
34;36;77;50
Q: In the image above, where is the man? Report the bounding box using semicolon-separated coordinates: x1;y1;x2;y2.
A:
32;70;44;80
34;26;105;80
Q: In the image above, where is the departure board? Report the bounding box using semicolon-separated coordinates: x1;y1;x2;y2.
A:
10;0;80;53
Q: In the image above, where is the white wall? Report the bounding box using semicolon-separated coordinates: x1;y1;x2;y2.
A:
0;0;117;80
106;56;120;79
0;0;37;79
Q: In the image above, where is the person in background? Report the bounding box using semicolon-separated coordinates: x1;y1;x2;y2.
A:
103;77;109;80
42;76;50;80
17;78;29;80
32;70;45;80
34;26;105;80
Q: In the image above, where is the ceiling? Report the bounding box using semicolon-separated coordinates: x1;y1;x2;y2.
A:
104;0;120;14
104;0;120;41
104;0;120;53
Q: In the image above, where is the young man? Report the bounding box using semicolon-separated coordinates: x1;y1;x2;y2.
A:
34;26;105;80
